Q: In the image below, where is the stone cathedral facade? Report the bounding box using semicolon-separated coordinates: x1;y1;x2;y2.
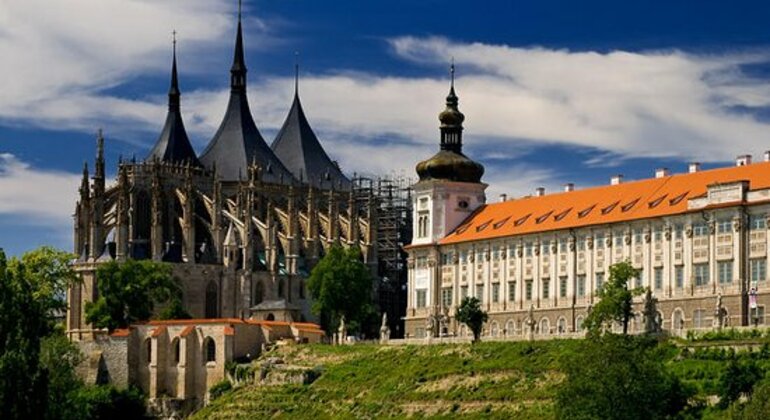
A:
405;76;770;339
67;13;376;338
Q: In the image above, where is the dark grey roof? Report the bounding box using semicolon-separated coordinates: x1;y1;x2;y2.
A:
198;19;294;183
271;92;350;190
146;46;201;166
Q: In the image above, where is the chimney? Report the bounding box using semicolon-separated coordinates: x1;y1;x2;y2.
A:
655;168;669;178
736;154;752;166
564;183;574;192
688;162;701;173
764;150;770;162
535;187;545;197
610;175;623;185
499;193;507;202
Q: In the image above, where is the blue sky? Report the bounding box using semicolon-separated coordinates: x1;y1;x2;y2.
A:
2;0;770;256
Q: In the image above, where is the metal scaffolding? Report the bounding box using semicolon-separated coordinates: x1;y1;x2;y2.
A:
353;174;412;338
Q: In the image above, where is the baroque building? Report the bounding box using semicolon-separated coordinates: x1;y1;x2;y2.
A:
405;72;770;339
67;10;378;338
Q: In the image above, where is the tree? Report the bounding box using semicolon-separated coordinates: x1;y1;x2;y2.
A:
0;249;49;420
556;334;691;420
85;259;183;331
307;245;374;335
717;358;763;408
583;261;644;336
455;297;488;342
18;246;78;325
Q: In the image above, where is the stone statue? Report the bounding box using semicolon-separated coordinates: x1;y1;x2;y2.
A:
525;304;536;340
338;316;347;345
643;289;661;334
713;292;726;329
379;313;390;343
425;315;435;339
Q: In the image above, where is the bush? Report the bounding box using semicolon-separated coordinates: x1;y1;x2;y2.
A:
717;359;763;408
556;334;691;420
73;385;146;420
209;380;233;400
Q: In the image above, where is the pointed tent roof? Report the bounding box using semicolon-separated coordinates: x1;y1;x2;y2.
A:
198;12;294;183
146;38;201;166
271;78;350;190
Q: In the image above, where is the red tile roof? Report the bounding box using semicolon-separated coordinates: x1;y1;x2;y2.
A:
440;161;770;245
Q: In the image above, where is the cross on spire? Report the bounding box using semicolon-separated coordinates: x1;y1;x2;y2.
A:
294;51;300;95
450;57;455;90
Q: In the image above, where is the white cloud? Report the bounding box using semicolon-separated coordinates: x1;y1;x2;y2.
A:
0;154;80;225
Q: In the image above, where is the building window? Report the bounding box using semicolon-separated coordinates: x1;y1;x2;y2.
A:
416;289;427;308
205;338;216;363
635;269;644;289
172;338;180;364
476;284;484;301
653;229;662;242
461;285;468;300
753;306;766;325
577;275;586;297
508;281;516;301
577;237;585;251
441;252;452;265
675;266;684;289
750;258;766;283
542;241;550;256
750;214;766;231
595;233;604;246
675;224;684;240
542;280;550;299
525;242;533;257
205;281;218;318
299;280;305;299
693;223;708;237
417;212;429;238
634;229;643;244
595;272;604;292
559;276;567;298
441;287;453;307
694;263;709;286
559;241;567;253
654;267;663;290
145;339;152;364
614;234;623;247
718;261;733;284
717;219;732;234
492;283;500;302
693;309;706;328
525;280;533;300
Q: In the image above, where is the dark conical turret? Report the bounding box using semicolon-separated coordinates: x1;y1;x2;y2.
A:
416;63;484;183
271;62;350;190
199;6;295;183
146;36;201;166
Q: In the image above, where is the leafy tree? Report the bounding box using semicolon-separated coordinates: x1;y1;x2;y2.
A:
718;359;763;408
73;385;146;420
455;297;488;343
85;259;182;331
583;261;644;335
40;331;85;420
556;334;691;420
307;245;374;335
729;378;770;419
18;246;78;325
0;249;49;420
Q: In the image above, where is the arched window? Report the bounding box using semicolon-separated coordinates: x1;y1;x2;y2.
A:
672;309;684;332
539;318;550;334
505;319;515;336
205;281;218;318
266;313;275;321
277;278;284;298
299;280;305;299
490;321;499;337
254;281;264;305
576;316;585;332
557;317;567;334
145;338;152;364
204;338;216;363
172;338;180;364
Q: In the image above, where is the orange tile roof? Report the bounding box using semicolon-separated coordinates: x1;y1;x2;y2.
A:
440;161;770;245
110;328;131;337
147;318;322;331
150;325;167;337
179;325;195;337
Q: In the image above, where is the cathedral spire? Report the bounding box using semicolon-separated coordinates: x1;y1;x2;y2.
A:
231;0;247;92
294;51;300;97
169;30;180;110
80;161;90;198
94;129;105;185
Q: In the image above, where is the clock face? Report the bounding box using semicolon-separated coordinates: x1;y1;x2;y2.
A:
458;200;469;209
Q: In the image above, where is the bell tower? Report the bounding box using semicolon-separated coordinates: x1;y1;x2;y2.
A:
412;64;487;247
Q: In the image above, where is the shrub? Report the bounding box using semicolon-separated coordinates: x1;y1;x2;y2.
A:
209;380;233;400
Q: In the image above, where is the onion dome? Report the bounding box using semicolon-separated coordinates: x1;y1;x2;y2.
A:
416;64;484;183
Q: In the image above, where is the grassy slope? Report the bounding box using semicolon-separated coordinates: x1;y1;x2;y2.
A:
193;339;770;419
